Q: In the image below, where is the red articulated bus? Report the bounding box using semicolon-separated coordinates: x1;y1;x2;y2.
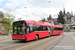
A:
12;20;63;41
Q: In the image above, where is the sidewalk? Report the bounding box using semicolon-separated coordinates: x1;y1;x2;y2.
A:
0;35;11;41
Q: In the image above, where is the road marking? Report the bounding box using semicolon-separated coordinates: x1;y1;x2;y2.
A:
71;35;75;41
16;37;54;50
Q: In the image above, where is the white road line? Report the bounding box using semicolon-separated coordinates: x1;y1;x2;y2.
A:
71;35;75;41
16;37;54;50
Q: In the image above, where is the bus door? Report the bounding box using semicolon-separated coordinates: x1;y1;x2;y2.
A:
26;24;35;41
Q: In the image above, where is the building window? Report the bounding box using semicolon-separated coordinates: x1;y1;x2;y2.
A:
67;19;71;24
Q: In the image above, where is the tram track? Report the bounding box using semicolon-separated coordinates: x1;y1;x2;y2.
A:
29;36;59;50
27;34;64;50
49;34;65;50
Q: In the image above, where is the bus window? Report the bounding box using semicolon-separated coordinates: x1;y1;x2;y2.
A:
13;27;17;34
13;21;26;34
58;28;63;30
47;27;50;31
43;26;48;31
27;24;34;34
30;26;33;33
27;27;29;34
34;25;39;31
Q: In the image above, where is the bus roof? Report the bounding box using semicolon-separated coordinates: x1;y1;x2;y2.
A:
26;20;63;28
52;24;63;28
13;20;63;28
26;20;50;26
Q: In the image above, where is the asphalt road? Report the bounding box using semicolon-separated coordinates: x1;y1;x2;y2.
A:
0;32;75;50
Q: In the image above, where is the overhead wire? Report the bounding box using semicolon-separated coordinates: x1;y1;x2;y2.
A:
26;0;60;19
50;0;59;14
26;0;49;16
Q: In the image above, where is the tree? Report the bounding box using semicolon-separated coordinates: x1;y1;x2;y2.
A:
39;20;42;22
54;22;58;25
42;18;46;22
58;11;66;24
2;12;15;31
39;18;47;22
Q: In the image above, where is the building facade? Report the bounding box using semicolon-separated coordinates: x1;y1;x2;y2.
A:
47;15;53;23
47;15;58;25
47;8;75;31
63;8;75;31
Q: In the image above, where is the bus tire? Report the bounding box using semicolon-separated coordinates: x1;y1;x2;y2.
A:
59;32;60;35
35;35;39;40
49;33;50;37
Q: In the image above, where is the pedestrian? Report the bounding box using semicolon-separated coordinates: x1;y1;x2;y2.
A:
67;30;68;33
0;32;2;36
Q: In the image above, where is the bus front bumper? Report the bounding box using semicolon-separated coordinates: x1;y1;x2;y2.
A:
12;37;27;41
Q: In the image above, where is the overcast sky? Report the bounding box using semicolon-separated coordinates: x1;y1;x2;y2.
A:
0;0;75;21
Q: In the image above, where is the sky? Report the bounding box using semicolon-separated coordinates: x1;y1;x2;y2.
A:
0;0;75;21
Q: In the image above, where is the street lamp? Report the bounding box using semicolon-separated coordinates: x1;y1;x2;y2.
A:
49;0;51;3
24;7;26;8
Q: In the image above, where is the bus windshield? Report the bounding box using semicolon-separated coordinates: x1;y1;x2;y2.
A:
13;21;26;34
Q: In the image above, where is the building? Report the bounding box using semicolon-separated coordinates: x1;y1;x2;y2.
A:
63;8;75;24
53;18;58;25
47;8;75;31
47;15;53;23
47;15;58;25
0;11;8;33
63;8;75;31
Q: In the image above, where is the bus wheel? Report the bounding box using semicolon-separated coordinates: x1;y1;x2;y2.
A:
35;35;39;40
59;32;60;35
49;33;50;37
